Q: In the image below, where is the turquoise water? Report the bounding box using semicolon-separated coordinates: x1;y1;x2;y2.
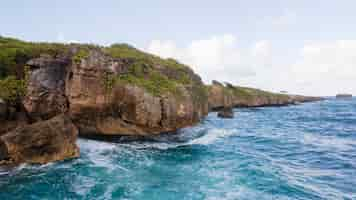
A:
1;98;356;200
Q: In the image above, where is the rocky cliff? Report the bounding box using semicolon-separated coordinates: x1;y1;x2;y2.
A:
23;46;208;136
0;37;209;165
0;36;322;165
207;81;322;111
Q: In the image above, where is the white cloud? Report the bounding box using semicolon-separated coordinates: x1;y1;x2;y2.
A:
146;35;356;96
146;40;179;59
290;40;356;95
250;40;272;67
146;34;257;84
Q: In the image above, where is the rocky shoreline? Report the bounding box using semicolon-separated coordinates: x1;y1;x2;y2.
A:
0;36;323;166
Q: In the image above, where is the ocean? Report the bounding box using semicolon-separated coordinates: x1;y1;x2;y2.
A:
1;98;355;200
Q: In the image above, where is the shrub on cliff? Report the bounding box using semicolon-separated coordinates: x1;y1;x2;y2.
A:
0;36;208;103
0;36;69;78
103;44;206;99
0;76;26;104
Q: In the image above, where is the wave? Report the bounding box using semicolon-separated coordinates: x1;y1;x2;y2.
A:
301;133;356;152
187;128;235;145
121;128;237;150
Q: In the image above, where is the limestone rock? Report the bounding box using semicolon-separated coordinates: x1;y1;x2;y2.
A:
66;49;208;136
0;115;79;165
208;81;234;110
23;48;208;136
23;54;70;120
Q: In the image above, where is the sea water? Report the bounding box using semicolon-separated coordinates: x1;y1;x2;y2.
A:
0;98;356;200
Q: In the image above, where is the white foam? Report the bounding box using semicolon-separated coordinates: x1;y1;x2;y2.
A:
187;129;235;145
121;128;237;150
302;133;356;151
77;139;120;171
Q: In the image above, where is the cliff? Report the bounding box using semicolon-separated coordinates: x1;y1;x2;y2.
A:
0;36;322;165
207;81;322;111
336;94;352;99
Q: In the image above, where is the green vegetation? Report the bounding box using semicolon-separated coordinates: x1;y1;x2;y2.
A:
229;85;289;101
116;72;181;96
0;36;69;78
103;72;116;92
0;36;70;103
0;76;26;103
72;48;89;64
103;43;202;97
104;44;194;84
103;68;183;97
0;36;207;100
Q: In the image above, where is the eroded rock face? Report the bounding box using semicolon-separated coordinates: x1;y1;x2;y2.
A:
0;99;29;136
22;48;208;137
233;95;292;107
208;81;234;110
290;95;323;103
23;54;71;121
66;49;208;136
207;81;322;110
0;115;79;165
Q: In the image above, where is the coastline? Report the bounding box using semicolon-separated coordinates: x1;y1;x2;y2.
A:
0;36;323;166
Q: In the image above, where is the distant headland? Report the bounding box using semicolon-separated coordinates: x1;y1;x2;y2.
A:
336;94;353;99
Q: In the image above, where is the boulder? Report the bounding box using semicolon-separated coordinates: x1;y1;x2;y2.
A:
217;107;234;118
0;115;79;165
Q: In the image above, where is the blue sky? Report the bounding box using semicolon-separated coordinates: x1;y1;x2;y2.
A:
2;0;356;95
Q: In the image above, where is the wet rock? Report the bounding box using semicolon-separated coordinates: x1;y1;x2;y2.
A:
217;107;234;118
0;115;79;165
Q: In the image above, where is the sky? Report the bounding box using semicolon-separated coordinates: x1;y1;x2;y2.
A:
1;0;356;96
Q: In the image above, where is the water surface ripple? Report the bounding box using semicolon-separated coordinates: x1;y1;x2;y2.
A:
1;98;356;200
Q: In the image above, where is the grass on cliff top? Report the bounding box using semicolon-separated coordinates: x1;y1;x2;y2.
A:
116;72;181;97
104;44;194;85
0;36;206;100
0;36;72;103
231;86;289;100
103;43;205;97
210;83;289;101
0;36;70;79
104;43;189;70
